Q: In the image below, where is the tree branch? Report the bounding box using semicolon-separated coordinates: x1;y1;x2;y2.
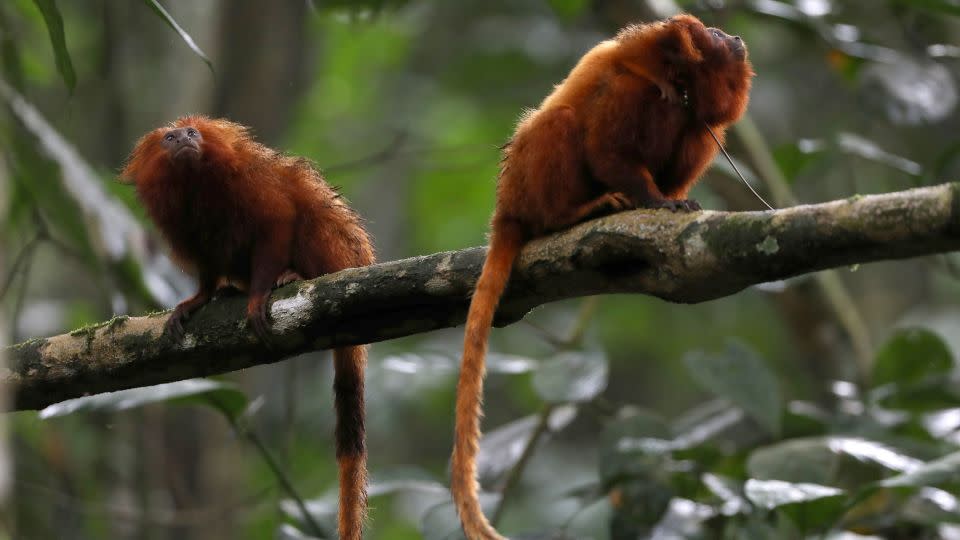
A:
6;183;960;411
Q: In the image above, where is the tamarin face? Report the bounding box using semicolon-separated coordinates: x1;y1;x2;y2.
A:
665;15;749;65
704;26;747;63
160;125;203;162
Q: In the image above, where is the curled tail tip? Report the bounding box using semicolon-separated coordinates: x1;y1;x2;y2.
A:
457;508;508;540
453;483;508;540
462;521;509;540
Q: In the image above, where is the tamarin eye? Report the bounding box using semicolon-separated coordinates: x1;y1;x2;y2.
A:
187;129;198;138
164;133;175;142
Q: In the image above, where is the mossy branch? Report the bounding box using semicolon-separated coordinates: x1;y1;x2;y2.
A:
6;183;960;411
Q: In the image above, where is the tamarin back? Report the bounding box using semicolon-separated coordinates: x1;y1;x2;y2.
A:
452;15;753;539
122;116;373;319
121;116;374;540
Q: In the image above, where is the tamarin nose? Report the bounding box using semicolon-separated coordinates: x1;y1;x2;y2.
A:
734;36;742;42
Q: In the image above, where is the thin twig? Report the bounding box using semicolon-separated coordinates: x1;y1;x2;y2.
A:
323;131;408;174
0;233;41;300
282;359;300;464
522;296;601;349
520;319;569;349
206;391;325;537
564;297;600;349
491;296;602;524
237;422;327;538
491;403;555;527
9;239;37;341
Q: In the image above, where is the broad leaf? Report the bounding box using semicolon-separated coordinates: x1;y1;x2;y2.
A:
39;379;248;421
143;0;215;74
748;437;922;487
744;479;847;533
702;473;748;516
31;0;75;92
744;479;844;509
872;327;953;387
599;408;672;484
279;497;337;540
477;406;576;483
0;79;187;306
880;451;960;489
683;341;781;435
533;349;608;403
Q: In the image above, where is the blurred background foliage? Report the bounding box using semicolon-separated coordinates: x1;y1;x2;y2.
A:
1;0;960;538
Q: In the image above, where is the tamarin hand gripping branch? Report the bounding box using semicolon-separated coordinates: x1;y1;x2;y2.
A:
451;15;753;539
121;116;374;540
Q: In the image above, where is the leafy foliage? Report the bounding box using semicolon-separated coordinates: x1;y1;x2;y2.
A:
141;0;213;74
30;0;73;92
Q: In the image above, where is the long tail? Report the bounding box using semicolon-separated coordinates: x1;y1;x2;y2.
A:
334;345;368;540
452;220;525;540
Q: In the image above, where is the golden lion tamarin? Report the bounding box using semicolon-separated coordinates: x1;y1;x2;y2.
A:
451;15;753;539
122;116;375;540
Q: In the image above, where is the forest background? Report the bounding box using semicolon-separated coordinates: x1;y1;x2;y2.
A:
2;0;960;539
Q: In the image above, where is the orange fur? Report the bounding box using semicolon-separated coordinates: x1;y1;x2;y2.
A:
122;116;375;540
452;15;753;539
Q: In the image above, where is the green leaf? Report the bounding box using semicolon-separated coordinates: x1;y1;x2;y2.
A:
873;376;960;413
602;409;672;451
880;450;960;489
31;0;75;92
478;406;576;483
872;327;953;388
703;473;748;515
747;437;923;487
744;479;844;508
0;80;151;263
279;498;337;539
781;401;830;438
773;142;821;184
683;341;782;435
533;349;608;403
744;479;847;533
142;0;215;74
38;379;248;421
900;487;960;526
599;408;672;484
609;478;673;534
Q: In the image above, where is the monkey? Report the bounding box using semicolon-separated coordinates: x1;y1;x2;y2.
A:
121;116;375;540
450;15;753;539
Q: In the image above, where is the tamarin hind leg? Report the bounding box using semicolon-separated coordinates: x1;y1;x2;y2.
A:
275;270;304;288
246;230;294;342
591;160;700;212
166;271;218;341
334;345;368;540
564;191;636;226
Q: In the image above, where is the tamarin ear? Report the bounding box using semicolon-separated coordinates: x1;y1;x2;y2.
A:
660;24;703;64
